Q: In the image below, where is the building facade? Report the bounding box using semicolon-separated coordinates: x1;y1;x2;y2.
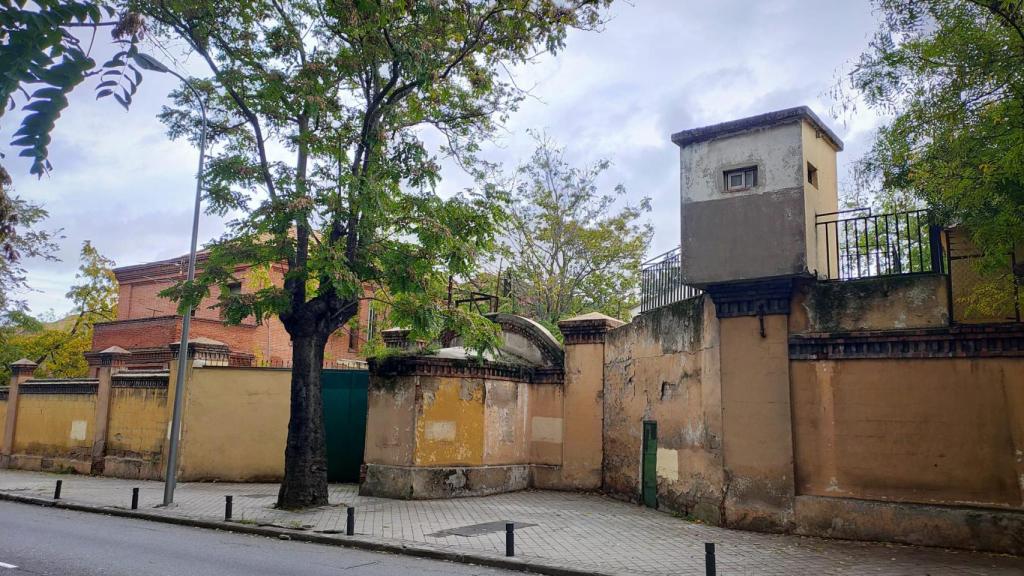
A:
92;254;374;369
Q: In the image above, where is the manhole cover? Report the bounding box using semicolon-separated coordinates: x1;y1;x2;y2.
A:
428;521;536;538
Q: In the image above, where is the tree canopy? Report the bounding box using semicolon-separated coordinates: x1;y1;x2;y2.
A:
846;0;1024;313
139;0;613;508
0;241;117;382
483;133;651;331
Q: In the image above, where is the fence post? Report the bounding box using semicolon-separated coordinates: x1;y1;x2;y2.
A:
928;224;944;273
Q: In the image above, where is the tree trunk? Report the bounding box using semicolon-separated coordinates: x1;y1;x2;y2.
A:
277;331;330;509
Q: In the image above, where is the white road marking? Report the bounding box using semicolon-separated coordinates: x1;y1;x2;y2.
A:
0;561;18;569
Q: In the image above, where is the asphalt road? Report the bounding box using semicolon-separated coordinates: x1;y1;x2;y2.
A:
0;501;517;575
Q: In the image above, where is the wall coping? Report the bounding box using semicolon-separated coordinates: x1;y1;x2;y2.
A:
19;379;99;395
790;323;1024;360
369;355;563;384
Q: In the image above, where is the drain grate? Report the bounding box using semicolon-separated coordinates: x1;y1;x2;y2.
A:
428;520;536;538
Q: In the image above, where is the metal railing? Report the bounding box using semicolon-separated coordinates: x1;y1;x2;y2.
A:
816;208;944;281
640;247;701;314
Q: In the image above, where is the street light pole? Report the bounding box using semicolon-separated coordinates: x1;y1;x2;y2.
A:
138;57;207;506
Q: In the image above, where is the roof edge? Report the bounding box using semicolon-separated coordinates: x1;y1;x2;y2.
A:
671;106;843;151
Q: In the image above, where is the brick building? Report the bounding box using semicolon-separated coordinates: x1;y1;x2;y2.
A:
91;253;374;369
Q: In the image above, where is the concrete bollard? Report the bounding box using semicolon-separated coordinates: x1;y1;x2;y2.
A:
131;487;139;510
225;495;233;521
506;522;515;557
705;542;716;576
53;480;62;500
346;507;355;536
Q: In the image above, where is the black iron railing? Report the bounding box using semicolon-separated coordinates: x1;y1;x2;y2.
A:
816;208;944;281
640;247;701;314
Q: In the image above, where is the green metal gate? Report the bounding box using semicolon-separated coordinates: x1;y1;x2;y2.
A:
322;369;369;483
641;421;658;508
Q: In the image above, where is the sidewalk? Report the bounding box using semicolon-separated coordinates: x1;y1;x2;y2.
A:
0;470;1019;576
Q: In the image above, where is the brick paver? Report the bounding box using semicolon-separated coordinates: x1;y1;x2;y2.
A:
0;470;1020;575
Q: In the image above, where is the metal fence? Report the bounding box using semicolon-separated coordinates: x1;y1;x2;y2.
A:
639;247;702;314
816;208;944;281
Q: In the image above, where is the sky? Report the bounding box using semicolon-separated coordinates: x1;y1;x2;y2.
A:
2;0;885;317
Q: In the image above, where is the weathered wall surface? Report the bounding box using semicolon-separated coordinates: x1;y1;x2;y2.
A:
719;313;795;532
526;383;563;468
11;385;98;473
0;398;6;448
177;366;290;481
414;376;486;466
364;374;417;467
791;358;1024;507
602;296;724;522
679;121;809;286
104;383;168;479
791;274;949;333
483;379;528;466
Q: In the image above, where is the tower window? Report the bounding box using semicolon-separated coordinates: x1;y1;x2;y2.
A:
807;162;819;188
724;166;757;191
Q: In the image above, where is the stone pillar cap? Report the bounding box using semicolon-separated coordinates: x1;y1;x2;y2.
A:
10;358;37;367
558;312;625;344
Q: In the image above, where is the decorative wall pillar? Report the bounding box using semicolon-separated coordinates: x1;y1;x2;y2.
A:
1;359;37;468
558;312;624;490
707;279;796;532
83;346;131;474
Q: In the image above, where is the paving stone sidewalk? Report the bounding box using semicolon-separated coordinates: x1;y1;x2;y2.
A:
0;470;1020;576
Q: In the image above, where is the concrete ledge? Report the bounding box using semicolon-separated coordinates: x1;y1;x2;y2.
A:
0;491;606;576
361;463;529;499
102;456;163;480
794;495;1024;556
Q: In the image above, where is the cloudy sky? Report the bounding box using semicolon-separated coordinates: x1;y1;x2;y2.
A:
3;0;884;317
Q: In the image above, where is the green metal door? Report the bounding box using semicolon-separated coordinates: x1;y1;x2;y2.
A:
641;421;657;508
322;369;369;483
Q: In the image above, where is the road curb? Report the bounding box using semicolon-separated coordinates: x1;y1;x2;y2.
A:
0;491;609;576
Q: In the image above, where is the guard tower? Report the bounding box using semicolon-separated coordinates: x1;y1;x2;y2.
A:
671;106;843;288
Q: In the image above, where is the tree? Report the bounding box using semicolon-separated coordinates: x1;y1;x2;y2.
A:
0;188;61;318
0;241;117;382
1;0;146;177
494;133;651;330
844;0;1024;312
140;0;613;508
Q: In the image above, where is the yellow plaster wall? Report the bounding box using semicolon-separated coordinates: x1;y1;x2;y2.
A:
482;379;528;465
106;387;168;460
413;376;485;466
602;296;724;519
13;394;96;457
527;383;564;466
792;358;1024;508
177;366;290;481
720;314;795;528
364;374;417;467
0;399;6;447
801;119;840;278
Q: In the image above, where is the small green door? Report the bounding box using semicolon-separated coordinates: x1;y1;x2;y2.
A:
641;421;657;508
322;369;369;483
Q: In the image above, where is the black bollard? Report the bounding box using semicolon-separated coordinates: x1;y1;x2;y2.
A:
131;487;139;510
346;507;355;536
225;495;233;521
505;522;515;557
53;480;62;500
705;542;716;576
